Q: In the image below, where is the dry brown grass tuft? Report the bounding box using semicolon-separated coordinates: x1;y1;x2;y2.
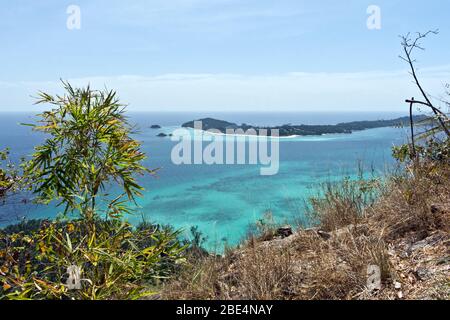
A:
162;256;222;300
163;244;297;300
370;162;450;240
307;177;381;232
220;245;296;300
286;226;393;300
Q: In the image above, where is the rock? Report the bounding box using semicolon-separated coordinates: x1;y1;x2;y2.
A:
400;250;410;259
414;267;430;280
302;227;319;232
150;125;161;129
430;204;448;229
397;291;403;299
317;230;331;240
430;204;446;214
409;234;443;252
141;293;161;300
276;226;293;238
408;273;417;284
157;133;168;137
436;256;450;265
409;239;428;252
394;281;402;290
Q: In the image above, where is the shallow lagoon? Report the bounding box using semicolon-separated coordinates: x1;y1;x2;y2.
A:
0;112;409;249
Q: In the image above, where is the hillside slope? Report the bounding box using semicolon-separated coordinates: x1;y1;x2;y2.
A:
163;162;449;300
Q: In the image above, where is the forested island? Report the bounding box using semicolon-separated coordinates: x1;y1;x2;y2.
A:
181;115;427;137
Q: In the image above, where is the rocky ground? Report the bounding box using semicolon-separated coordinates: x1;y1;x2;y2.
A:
222;221;449;300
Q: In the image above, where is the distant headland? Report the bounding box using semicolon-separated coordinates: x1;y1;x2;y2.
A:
181;116;427;137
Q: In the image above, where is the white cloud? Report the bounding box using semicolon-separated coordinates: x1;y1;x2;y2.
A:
1;66;449;112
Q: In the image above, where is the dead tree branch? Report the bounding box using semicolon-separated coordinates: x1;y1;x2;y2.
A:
399;30;450;139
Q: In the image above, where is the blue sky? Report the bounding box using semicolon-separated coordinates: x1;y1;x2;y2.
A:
0;0;449;111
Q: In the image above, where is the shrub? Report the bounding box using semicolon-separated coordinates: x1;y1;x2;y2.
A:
307;175;381;232
0;83;189;300
24;82;154;219
0;148;23;201
0;219;187;300
246;211;280;241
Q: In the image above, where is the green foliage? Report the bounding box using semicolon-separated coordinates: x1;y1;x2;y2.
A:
0;83;217;300
0;149;12;198
0;148;23;201
307;174;381;231
24;82;153;219
181;226;209;258
188;225;208;249
0;219;187;300
0;83;193;300
245;211;280;241
392;144;412;163
393;138;450;164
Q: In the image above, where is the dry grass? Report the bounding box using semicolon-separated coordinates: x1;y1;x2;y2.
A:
163;243;297;300
290;228;393;299
369;162;450;240
306;177;381;232
162;161;450;300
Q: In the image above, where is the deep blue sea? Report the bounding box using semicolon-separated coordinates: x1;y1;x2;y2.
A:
0;111;409;250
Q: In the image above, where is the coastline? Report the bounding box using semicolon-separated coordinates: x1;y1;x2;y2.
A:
180;115;423;139
196;129;299;139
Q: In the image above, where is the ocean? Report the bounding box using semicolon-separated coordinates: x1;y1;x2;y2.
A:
0;111;409;250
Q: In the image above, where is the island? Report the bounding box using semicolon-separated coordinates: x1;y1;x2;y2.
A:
181;116;427;137
157;133;173;137
150;124;162;129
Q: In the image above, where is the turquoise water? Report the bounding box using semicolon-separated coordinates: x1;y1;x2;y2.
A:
0;112;408;249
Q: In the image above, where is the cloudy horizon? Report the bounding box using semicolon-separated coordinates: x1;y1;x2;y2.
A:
1;0;449;112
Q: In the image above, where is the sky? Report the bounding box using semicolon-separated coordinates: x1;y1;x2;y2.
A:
0;0;449;112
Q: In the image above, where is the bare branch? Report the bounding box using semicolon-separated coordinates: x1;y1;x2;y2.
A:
400;30;450;138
